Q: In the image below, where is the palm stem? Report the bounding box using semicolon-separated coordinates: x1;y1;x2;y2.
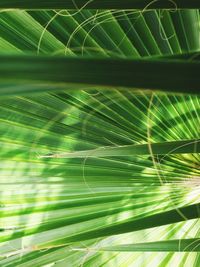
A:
0;0;199;9
0;55;200;95
41;139;200;158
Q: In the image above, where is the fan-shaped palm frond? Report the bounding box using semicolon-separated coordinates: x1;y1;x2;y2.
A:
0;3;199;267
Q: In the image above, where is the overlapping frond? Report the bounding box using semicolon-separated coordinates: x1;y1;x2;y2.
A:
0;5;199;267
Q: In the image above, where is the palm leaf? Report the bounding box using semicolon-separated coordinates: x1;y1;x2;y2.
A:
0;4;199;267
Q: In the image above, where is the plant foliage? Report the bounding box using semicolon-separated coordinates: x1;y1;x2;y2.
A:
0;3;199;267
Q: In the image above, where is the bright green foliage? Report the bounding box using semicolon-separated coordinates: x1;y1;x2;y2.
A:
0;5;199;267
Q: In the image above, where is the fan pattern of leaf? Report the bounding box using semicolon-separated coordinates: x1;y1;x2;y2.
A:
0;5;200;267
